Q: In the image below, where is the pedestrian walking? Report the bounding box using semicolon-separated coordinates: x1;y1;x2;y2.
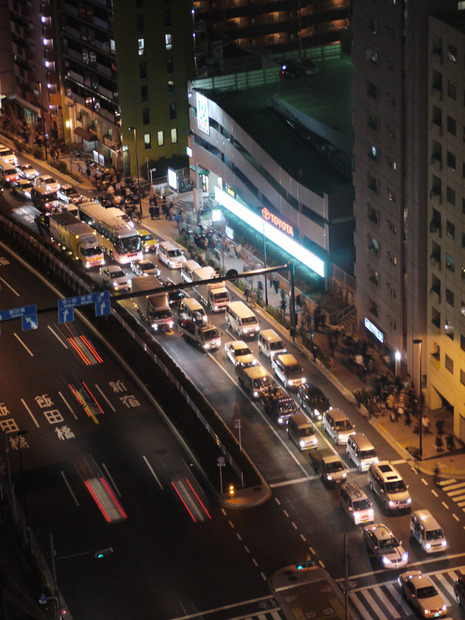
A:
436;416;444;436
312;343;318;362
436;434;444;453
273;278;279;294
446;432;455;452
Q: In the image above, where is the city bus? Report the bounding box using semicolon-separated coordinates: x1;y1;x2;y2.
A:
78;201;142;264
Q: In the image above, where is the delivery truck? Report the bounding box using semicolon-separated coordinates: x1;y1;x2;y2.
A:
179;319;221;351
131;275;174;332
193;266;230;312
49;211;104;269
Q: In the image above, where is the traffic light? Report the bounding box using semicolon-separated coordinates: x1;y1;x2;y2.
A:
94;547;114;559
229;484;235;498
295;560;314;570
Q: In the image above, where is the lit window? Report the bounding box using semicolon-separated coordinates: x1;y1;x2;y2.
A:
168;80;175;96
165;34;172;50
171;128;177;144
138;38;145;55
157;131;164;147
144;133;151;149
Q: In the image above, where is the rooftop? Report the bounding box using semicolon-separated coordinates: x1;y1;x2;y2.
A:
206;55;354;197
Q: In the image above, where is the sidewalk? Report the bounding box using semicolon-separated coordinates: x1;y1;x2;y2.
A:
135;190;465;480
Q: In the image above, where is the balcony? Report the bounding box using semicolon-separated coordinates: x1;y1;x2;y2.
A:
429;289;441;305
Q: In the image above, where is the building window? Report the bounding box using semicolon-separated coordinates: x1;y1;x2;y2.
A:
367;204;378;225
170;128;177;144
141;85;148;101
139;61;147;79
369;300;379;317
142;108;150;124
138;38;145;55
447;151;456;171
461;369;465;386
448;80;457;99
369;145;378;161
446;288;455;306
136;14;144;32
445;354;454;374
446;254;455;272
446;220;455;240
168;80;175;96
166;57;174;74
157;131;164;147
447;186;456;206
368;236;379;256
144;133;151;149
367;17;378;34
169;103;176;120
367;174;378;193
165;34;172;50
366;49;378;65
367;81;378;99
448;45;457;62
461;335;465;352
447;115;456;135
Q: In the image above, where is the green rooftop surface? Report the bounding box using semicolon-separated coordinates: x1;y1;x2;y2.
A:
206;55;354;197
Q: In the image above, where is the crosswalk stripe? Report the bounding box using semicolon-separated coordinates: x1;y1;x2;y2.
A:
434;572;455;603
362;590;388;620
350;591;375;620
446;487;465;495
270;613;283;619
386;583;411;615
452;495;465;502
439;479;457;487
375;587;400;618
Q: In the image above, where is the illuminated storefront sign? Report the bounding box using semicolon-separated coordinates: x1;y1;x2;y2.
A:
197;93;210;136
215;186;325;278
168;168;178;190
364;317;384;343
262;207;294;237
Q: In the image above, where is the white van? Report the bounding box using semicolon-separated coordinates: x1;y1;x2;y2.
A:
258;329;287;360
322;408;355;445
177;297;207;323
0;145;17;166
156;241;186;268
0;157;19;185
346;433;378;471
410;510;448;553
367;461;412;511
340;481;374;525
225;301;259;339
272;352;306;390
287;413;317;451
181;260;201;283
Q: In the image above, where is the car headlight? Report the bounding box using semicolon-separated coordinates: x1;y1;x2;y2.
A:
425;543;431;550
382;556;391;566
389;500;395;507
342;472;347;478
402;552;408;562
338;433;346;441
327;475;333;481
407;498;412;504
441;604;447;611
299;440;306;447
441;540;447;547
288;380;294;386
301;377;306;384
152;323;159;330
253;391;259;398
213;305;219;311
112;282;119;288
278;417;284;424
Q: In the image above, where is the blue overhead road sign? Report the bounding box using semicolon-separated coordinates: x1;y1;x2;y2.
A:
0;304;38;334
58;291;111;324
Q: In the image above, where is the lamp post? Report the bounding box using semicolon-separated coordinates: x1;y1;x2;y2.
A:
37;81;48;161
128;127;142;220
413;339;423;460
17;430;31;554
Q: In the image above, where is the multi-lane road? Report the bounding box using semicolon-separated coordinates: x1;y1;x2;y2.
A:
2;154;465;620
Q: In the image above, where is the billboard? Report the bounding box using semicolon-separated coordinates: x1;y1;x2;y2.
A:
197;93;210;135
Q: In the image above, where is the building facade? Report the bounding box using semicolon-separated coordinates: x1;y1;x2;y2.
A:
427;13;465;437
352;0;456;386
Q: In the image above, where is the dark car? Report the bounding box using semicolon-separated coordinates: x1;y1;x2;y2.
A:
298;383;330;421
455;574;465;606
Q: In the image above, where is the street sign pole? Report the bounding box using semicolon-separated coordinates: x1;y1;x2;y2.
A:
217;456;226;494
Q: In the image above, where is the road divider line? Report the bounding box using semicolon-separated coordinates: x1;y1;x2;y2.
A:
58;391;78;420
14;333;34;357
102;463;122;498
270;476;314;488
0;276;20;296
61;471;79;506
94;384;116;412
453;514;460;521
20;398;39;427
142;455;163;490
47;325;68;349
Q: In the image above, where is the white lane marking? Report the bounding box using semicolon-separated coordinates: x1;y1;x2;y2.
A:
14;333;34;357
0;276;20;296
20;398;39;427
270;476;314;488
349;591;374;620
391;459;406;465
421;478;428;485
439;479;457;487
361;589;390;620
443;483;465;492
442;501;449;509
142;455;163;490
58;391;78;420
432;490;439;497
435;571;456;602
94;384;116;412
387;583;412;614
101;463;122;498
47;325;68;349
376;586;401;618
453;513;460;521
61;471;79;506
449;493;465;502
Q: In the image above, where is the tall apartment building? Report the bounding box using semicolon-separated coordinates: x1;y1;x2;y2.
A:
427;12;465;436
352;0;456;388
193;0;351;63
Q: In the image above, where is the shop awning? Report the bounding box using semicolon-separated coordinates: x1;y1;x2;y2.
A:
74;127;95;142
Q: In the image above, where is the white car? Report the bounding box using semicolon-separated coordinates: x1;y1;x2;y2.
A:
100;265;129;292
57;183;82;204
398;571;447;618
16;164;39;180
132;259;160;277
34;175;60;194
271;352;306;390
224;340;257;368
363;523;408;569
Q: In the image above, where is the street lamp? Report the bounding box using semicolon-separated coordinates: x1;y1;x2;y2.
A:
37;81;48;161
395;350;401;377
413;339;423;460
128;127;142;220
